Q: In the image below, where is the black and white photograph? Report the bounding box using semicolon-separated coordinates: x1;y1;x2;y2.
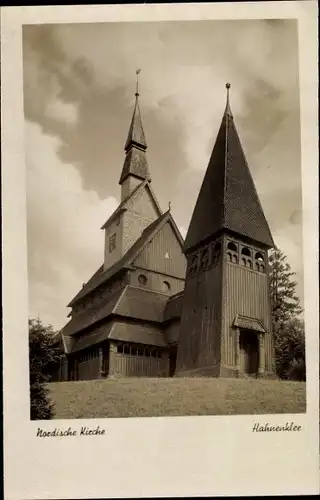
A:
24;17;307;420
2;3;319;499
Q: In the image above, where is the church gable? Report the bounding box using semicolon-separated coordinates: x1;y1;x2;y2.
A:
132;218;186;279
122;183;161;255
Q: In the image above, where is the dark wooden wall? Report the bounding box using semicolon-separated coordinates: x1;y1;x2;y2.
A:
176;256;222;373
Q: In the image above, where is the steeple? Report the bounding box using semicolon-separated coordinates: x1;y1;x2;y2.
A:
183;83;274;253
119;70;151;189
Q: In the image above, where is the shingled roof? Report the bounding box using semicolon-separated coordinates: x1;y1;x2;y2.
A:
183;85;274;253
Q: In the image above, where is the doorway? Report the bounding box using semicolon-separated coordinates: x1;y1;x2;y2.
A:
239;330;259;376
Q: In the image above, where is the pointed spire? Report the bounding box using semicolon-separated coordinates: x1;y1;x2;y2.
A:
124;69;147;152
225;82;233;117
120;70;151;185
183;85;274;252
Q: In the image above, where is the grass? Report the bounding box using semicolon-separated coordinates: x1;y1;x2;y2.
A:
48;377;306;419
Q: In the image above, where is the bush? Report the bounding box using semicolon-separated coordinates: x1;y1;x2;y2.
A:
29;318;61;420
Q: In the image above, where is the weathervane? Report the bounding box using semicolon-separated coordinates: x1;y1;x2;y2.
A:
135;68;141;96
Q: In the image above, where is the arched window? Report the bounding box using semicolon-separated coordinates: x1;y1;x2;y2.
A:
212;241;221;264
255;252;264;262
163;281;171;293
227;241;238;264
199;247;210;270
241;247;251;257
227;242;238;252
189;253;199;275
242;258;247;266
138;274;148;286
247;259;253;269
260;264;265;273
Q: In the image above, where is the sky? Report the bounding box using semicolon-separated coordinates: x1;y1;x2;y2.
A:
23;19;303;330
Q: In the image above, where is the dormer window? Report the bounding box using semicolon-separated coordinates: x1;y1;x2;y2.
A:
109;233;116;253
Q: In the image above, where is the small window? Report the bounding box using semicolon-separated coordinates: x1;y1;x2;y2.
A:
138;274;148;286
124;344;130;355
241;258;246;266
227;252;232;261
145;347;151;357
163;281;171;293
247;259;252;269
232;254;238;264
131;345;137;356
241;247;251;257
255;252;264;262
151;349;157;358
227;242;238;252
117;344;124;354
260;264;265;273
137;347;144;356
109;233;116;253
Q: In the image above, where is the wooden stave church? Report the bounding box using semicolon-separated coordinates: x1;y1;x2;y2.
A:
52;81;276;382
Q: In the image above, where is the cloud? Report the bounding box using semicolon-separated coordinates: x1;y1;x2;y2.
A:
26;121;117;328
23;20;304;326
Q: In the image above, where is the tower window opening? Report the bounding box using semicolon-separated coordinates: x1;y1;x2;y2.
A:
255;252;264;262
189;253;199;275
212;241;221;264
247;259;252;269
199;247;210;270
138;274;148;286
227;242;238;252
232;254;238;264
241;247;251;257
227;252;232;261
241;258;247;266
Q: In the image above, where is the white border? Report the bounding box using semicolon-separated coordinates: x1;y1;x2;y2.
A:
2;3;319;498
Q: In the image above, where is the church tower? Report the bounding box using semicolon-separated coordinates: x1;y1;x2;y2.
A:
102;70;162;272
176;84;276;379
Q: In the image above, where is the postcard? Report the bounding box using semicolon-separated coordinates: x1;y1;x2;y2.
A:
2;2;319;498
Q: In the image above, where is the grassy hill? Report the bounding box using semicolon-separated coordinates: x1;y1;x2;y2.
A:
49;377;306;419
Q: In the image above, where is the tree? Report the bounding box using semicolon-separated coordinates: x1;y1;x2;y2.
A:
274;317;306;381
269;247;303;330
29;318;62;420
268;247;305;380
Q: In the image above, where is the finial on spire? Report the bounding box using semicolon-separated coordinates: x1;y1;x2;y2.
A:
168;201;171;211
135;68;141;97
225;82;232;117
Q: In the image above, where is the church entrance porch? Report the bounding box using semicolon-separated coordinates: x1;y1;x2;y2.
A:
239;330;259;377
